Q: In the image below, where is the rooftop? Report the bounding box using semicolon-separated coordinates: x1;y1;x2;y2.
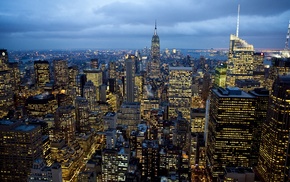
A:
14;124;37;132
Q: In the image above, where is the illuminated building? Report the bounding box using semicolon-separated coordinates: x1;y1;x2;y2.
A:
149;22;160;79
248;88;269;166
125;54;136;102
117;102;141;135
76;74;87;97
83;80;97;112
9;62;20;95
50;139;84;182
54;105;76;145
108;61;116;79
26;93;57;119
226;35;255;87
102;145;130;182
141;98;159;120
34;60;50;88
168;66;193;121
257;75;290;182
266;57;290;91
206;87;256;179
201;72;211;101
0;120;42;181
68;65;79;99
75;96;90;133
135;73;143;102
253;52;266;87
214;63;227;88
53;60;69;89
83;68;102;101
173;114;190;153
141;140;159;181
101;149;118;181
28;159;62;182
191;108;206;133
0;49;14;118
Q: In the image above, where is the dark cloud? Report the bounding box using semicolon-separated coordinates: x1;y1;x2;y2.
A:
0;0;289;50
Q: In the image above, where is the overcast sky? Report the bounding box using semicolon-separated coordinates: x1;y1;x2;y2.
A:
0;0;290;50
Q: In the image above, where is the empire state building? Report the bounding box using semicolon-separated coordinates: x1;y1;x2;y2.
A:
149;22;160;79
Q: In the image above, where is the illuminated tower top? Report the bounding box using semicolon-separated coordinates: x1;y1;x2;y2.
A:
150;21;160;79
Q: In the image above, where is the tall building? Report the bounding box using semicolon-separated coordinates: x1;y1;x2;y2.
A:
117;102;141;135
149;22;161;79
226;34;255;87
34;60;50;88
206;87;256;179
108;61;116;79
75;96;90;133
266;57;290;91
83;80;97;112
168;66;193;121
0;49;14;118
257;75;290;182
53;60;69;89
9;62;20;95
76;74;87;97
54;105;76;145
68;65;78;89
0;120;42;181
83;68;102;101
125;54;136;102
248;88;269;167
214;63;227;88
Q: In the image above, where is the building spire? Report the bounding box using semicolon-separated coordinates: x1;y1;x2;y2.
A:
154;20;157;35
236;4;240;37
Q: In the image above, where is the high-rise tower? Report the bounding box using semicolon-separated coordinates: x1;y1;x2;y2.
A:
149;22;160;79
206;87;256;179
34;60;50;88
0;49;14;118
257;75;290;182
168;66;193;121
125;54;136;102
226;35;254;87
53;60;69;89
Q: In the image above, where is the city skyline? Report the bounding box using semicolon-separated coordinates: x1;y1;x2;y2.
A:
1;0;290;50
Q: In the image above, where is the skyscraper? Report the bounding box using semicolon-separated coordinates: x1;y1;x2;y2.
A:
83;68;102;101
0;120;42;181
149;22;160;79
226;34;255;87
34;60;50;88
168;66;192;121
125;54;136;102
53;60;69;89
257;75;290;182
54;105;76;145
206;87;256;179
0;49;14;118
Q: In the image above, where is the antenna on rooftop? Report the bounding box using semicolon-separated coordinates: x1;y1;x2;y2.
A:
236;4;240;37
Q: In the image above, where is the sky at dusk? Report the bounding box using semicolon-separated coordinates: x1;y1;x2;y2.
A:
0;0;290;50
